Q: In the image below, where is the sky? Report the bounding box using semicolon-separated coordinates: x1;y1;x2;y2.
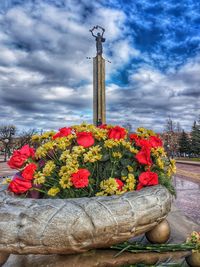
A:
0;0;200;132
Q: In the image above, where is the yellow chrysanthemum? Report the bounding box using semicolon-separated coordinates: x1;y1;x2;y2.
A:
156;158;164;170
84;145;102;163
47;187;60;197
72;146;85;155
34;172;46;184
124;173;136;191
127;165;134;172
59;150;71;161
151;147;166;158
59;175;72;189
43;160;56;176
99;178;118;195
112;152;122;159
104;139;120;149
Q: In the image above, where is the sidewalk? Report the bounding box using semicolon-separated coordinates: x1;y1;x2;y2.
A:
176;160;200;166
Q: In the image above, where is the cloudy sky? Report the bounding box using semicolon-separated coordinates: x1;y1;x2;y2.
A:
0;0;199;132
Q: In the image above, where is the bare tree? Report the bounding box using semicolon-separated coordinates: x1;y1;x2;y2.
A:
15;129;38;149
0;125;16;161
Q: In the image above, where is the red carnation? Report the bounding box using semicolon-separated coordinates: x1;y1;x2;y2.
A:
71;169;90;188
8;176;32;194
136;183;144;190
135;146;152;166
77;132;94;148
149;136;163;148
139;171;158;186
115;179;124;191
98;124;108;129
8;144;35;169
108;126;126;140
22;163;37;181
53;127;72;139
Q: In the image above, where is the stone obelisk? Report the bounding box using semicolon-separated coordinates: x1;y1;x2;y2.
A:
90;26;106;126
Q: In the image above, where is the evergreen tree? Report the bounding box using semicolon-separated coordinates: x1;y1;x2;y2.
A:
191;121;200;156
178;130;190;156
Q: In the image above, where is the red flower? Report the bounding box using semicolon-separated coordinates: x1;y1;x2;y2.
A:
53;127;72;139
129;133;139;142
149;136;163;148
8;145;35;169
98;124;108;129
22;163;37;180
115;179;124;191
108;126;126;140
71;169;90;188
135;146;152;166
136;183;144;190
8;176;32;194
77;132;94;148
139;171;158;186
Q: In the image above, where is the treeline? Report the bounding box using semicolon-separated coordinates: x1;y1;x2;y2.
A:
162;118;200;158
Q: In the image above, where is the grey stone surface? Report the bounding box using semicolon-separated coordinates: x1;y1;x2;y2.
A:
0;185;171;255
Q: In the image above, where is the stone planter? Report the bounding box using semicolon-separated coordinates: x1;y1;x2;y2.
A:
0;185;172;257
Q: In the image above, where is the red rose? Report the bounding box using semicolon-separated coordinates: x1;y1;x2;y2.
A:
108;126;126;140
8;176;32;194
135;146;152;166
115;179;124;191
71;169;90;188
139;171;158;186
149;136;163;148
77;132;94;148
22;163;37;180
53;127;72;139
8;144;35;169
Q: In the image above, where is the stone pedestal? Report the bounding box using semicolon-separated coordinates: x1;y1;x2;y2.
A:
93;55;106;126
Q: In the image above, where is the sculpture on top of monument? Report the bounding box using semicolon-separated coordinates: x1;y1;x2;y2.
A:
90;25;106;55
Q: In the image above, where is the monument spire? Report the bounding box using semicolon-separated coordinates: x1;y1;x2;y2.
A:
90;25;106;126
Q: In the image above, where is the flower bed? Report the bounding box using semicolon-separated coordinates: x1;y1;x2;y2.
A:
4;124;176;198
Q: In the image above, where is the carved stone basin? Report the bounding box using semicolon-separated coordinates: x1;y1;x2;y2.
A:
0;185;172;256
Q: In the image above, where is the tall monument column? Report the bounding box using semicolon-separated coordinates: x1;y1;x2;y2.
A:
90;25;106;126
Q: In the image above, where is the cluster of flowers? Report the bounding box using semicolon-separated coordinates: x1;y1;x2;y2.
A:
186;231;200;252
5;124;176;198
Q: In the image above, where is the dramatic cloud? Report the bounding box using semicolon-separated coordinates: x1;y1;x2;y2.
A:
0;0;199;132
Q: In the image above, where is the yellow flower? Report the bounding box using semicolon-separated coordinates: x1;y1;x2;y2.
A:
156;158;164;170
2;178;12;185
34;172;46;184
99;178;118;195
124;173;136;191
35;146;47;159
47;187;60;197
59;175;72;189
129;146;139;154
83;145;102;163
31;134;41;142
59;150;71;161
43;160;56;176
92;128;108;141
127;165;134;172
41;131;56;139
151;147;166;158
104;139;120;148
112;152;122;159
72;146;85;155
